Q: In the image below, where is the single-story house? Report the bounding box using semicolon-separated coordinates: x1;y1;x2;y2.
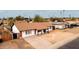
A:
12;21;54;39
65;21;78;28
0;27;12;43
76;21;79;25
3;20;9;26
52;22;67;29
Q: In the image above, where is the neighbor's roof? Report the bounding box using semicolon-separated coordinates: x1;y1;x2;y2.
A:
66;21;77;24
52;22;66;25
0;39;33;49
14;21;53;31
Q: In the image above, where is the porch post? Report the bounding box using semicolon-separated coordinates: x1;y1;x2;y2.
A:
19;31;22;39
35;29;36;35
41;30;43;34
48;28;49;33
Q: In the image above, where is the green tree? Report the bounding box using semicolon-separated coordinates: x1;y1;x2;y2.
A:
3;17;7;20
49;17;63;22
49;17;54;22
15;16;24;21
33;15;47;22
71;17;76;21
8;17;14;27
8;17;13;20
8;20;14;27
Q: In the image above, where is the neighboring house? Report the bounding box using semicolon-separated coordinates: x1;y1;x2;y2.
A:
65;21;78;28
0;38;33;49
3;20;9;26
66;21;76;25
52;22;66;29
0;27;12;42
76;21;79;25
12;21;53;39
0;20;3;25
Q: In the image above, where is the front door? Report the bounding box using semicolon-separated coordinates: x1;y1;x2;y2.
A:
13;33;17;39
53;26;55;30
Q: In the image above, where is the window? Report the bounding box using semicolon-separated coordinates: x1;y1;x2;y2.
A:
26;30;31;34
28;30;31;34
25;31;28;34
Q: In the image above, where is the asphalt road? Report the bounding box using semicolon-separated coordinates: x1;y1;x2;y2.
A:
59;37;79;49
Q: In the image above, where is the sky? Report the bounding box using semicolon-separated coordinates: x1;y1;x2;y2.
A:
0;10;79;18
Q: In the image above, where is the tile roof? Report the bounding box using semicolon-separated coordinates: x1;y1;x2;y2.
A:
14;21;53;31
0;39;33;49
52;22;66;25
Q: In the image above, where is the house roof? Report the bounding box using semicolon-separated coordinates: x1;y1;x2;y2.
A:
66;21;77;24
0;39;33;49
14;21;53;31
52;22;66;25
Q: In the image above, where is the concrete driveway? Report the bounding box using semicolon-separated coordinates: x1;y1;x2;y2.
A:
24;36;53;49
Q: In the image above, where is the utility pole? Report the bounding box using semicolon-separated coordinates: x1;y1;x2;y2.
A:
69;14;71;19
60;10;62;18
60;10;65;18
62;10;65;18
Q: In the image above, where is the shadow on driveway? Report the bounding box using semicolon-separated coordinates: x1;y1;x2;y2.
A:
59;37;79;49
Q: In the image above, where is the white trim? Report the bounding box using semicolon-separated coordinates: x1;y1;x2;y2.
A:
12;25;20;33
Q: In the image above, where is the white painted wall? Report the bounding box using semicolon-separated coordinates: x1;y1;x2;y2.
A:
48;27;52;31
55;25;65;29
22;30;35;38
31;30;35;35
22;31;27;38
12;25;20;33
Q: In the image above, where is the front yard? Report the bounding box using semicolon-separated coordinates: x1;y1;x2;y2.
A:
0;28;79;49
